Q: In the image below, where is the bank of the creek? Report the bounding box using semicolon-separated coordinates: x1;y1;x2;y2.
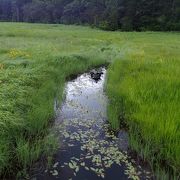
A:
32;68;153;180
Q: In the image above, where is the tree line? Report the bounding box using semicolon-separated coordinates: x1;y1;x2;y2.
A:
0;0;179;31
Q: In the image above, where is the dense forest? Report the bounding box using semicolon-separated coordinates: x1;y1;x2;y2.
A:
0;0;180;31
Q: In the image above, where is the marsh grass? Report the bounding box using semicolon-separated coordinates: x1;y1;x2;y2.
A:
0;55;106;178
107;57;180;178
0;23;108;177
0;22;179;178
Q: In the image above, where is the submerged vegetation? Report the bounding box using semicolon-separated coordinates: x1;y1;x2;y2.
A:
0;22;179;178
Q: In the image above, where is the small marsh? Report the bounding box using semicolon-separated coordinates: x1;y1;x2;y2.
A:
33;68;152;180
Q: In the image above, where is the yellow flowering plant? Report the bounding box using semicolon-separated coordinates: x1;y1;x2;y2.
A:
8;48;31;59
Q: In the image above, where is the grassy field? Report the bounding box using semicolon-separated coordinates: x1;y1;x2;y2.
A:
0;22;179;178
106;35;180;178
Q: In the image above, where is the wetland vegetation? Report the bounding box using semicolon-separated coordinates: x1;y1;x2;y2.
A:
0;23;179;179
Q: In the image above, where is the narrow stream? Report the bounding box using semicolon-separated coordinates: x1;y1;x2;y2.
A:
33;68;152;180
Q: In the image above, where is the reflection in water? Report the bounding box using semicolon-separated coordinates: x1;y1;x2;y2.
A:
57;68;107;121
34;68;152;180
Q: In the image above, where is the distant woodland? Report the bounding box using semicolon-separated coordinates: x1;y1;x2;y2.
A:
0;0;180;31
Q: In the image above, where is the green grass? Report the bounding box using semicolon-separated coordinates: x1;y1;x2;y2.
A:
107;40;180;178
0;23;108;177
0;22;179;178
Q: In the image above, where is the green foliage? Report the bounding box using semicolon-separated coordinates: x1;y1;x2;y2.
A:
0;23;179;178
0;22;108;178
0;0;180;31
107;37;180;178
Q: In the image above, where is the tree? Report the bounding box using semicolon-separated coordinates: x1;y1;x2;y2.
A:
0;0;179;31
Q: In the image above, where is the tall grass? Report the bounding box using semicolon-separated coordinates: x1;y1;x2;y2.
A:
0;23;108;177
0;22;179;178
0;54;106;177
107;57;180;178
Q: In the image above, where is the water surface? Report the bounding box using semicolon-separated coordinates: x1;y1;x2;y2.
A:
33;68;152;180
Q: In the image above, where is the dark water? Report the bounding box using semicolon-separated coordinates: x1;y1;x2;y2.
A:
32;68;152;180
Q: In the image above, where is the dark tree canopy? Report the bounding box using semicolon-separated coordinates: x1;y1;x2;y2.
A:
0;0;179;31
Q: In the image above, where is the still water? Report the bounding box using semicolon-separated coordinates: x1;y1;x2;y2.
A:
33;68;152;180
